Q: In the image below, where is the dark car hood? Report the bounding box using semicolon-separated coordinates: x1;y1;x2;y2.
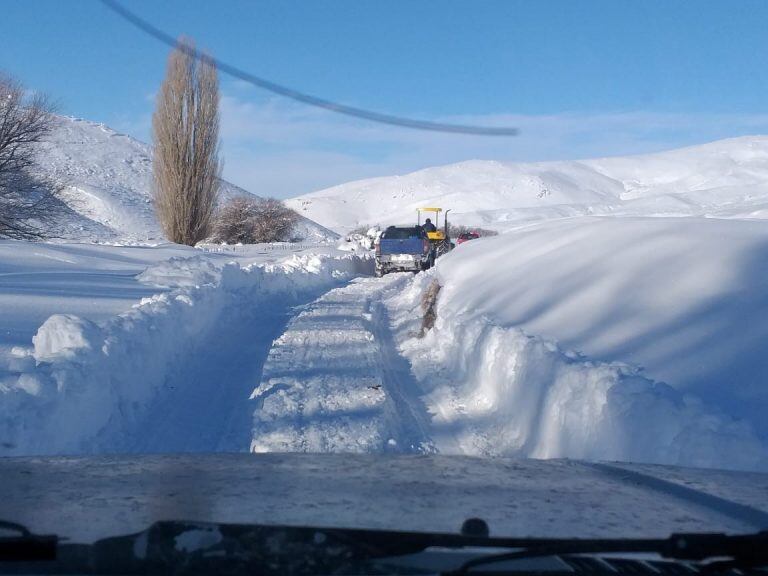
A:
1;453;767;543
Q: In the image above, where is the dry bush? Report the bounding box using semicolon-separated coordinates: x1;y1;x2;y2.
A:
448;223;499;237
348;224;378;236
153;38;220;246
0;73;63;240
214;196;299;244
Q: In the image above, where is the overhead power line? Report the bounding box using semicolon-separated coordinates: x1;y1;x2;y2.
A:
99;0;519;137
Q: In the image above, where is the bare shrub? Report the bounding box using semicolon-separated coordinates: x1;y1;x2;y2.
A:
348;224;378;236
0;73;63;240
214;196;299;244
420;280;441;336
448;223;499;237
249;197;300;243
153;38;220;246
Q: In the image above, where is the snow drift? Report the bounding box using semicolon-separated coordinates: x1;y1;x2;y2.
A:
387;271;768;471
0;251;372;455
430;216;768;440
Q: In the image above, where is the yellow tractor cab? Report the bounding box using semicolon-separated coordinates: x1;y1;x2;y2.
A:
417;207;453;257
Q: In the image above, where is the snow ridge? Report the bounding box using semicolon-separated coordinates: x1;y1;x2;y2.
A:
386;272;768;471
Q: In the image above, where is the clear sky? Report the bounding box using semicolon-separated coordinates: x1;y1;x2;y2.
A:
3;0;768;197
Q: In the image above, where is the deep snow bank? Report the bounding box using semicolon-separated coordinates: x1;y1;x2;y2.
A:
0;252;372;456
386;272;768;471
435;217;768;440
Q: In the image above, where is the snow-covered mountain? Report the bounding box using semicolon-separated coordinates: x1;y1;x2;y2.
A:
35;116;337;243
286;136;768;232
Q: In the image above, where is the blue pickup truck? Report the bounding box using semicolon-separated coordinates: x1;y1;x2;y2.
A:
375;226;434;277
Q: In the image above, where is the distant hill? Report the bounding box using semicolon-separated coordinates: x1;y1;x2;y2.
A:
286;136;768;232
33;116;337;243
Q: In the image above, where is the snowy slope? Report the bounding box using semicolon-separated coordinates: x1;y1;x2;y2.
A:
35;116;337;243
287;136;768;232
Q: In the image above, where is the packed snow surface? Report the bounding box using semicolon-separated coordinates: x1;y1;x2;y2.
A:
34;116;337;243
251;274;433;454
287;136;768;232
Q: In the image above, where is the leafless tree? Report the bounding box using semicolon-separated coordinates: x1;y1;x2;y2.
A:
153;38;220;245
0;73;62;240
249;197;300;243
214;196;300;244
212;197;258;244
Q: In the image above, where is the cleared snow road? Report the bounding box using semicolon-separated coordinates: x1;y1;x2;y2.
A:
250;273;435;454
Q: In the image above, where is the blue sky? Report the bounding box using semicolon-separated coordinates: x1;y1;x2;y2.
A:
2;0;768;197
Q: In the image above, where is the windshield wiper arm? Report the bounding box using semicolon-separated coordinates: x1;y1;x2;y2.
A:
0;521;57;562
3;519;766;575
443;530;768;575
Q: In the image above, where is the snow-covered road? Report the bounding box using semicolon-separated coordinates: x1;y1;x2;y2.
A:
251;273;434;454
3;240;767;472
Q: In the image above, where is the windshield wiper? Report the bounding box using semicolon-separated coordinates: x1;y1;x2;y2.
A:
1;519;766;575
0;520;57;562
443;530;768;575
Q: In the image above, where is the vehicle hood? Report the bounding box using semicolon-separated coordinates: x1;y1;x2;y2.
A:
1;453;766;543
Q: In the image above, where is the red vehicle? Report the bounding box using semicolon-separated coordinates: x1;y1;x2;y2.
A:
456;231;480;245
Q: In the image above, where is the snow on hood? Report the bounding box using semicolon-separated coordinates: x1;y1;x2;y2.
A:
0;453;766;544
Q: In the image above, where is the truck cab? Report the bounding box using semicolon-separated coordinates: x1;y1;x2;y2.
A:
375;225;433;277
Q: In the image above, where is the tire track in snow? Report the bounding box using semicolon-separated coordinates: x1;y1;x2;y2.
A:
250;274;434;454
370;298;436;453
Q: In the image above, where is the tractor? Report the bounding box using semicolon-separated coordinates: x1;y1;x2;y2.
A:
416;207;453;258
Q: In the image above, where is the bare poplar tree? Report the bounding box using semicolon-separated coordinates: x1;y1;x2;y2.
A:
153;39;220;245
0;73;62;240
